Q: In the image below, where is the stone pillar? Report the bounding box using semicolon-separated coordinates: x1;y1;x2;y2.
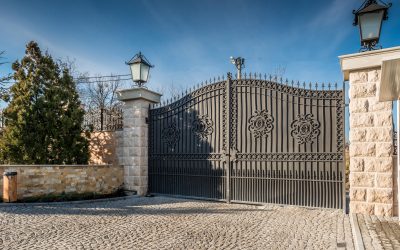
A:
117;87;161;195
340;47;400;216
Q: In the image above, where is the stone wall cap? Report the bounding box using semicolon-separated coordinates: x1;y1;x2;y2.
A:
117;87;162;103
378;58;400;101
339;46;400;81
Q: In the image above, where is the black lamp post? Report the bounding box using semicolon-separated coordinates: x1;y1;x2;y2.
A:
126;52;154;87
353;0;392;52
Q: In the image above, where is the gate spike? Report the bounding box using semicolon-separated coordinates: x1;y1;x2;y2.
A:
259;73;262;79
334;82;337;89
264;73;267;80
309;82;312;90
209;78;212;84
291;80;294;87
274;75;278;81
213;77;216;83
217;76;220;81
222;74;225;80
303;82;306;89
297;81;300;88
328;82;331;90
321;82;325;90
244;72;247;79
315;82;318;90
269;74;272;81
280;77;282;84
285;78;289;85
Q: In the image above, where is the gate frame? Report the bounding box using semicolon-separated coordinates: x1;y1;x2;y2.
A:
139;73;346;210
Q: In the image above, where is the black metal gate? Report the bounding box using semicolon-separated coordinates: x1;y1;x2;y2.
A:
149;74;345;209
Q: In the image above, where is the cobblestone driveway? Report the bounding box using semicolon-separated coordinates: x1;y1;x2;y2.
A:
0;196;353;249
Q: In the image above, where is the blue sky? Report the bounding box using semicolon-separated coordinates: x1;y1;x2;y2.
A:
1;0;399;90
0;0;399;136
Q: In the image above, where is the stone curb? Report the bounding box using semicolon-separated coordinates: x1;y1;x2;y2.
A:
350;213;365;250
0;195;139;207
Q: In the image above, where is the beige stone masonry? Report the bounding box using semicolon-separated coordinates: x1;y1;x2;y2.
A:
340;48;400;217
345;69;394;216
117;87;161;196
348;69;393;216
0;165;123;200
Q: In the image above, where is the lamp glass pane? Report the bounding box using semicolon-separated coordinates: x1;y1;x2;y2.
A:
140;63;150;82
359;10;384;41
130;63;141;82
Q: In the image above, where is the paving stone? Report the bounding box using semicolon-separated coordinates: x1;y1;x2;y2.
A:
0;196;354;249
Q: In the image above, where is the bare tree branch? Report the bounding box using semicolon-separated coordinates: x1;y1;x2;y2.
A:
78;74;122;111
0;51;11;99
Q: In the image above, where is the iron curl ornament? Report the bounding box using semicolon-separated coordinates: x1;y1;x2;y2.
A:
248;109;274;138
290;114;320;144
192;115;213;141
162;122;180;148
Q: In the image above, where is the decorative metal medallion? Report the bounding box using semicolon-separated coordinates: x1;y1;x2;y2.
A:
162;122;180;148
192;115;213;141
248;110;274;138
290;114;320;144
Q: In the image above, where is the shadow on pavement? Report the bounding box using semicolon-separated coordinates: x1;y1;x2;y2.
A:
0;196;274;217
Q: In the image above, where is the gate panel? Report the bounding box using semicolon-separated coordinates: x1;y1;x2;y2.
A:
230;79;344;209
149;75;345;209
149;81;228;200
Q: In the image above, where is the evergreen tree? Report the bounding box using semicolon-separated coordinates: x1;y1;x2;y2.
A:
0;41;89;164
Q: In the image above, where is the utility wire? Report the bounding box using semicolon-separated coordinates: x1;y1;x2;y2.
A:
3;74;132;85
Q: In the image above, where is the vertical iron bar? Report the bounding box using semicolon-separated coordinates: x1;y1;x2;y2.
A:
226;73;232;203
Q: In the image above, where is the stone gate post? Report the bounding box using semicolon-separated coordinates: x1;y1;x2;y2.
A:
117;87;161;196
340;47;400;216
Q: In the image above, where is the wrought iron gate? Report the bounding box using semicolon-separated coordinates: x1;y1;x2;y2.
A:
149;74;345;209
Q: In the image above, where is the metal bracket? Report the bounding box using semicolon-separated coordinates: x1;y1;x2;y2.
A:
221;149;238;163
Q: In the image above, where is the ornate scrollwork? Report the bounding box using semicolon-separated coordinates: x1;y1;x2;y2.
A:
290;114;320;144
192;115;213;141
162;122;180;148
248;109;274;138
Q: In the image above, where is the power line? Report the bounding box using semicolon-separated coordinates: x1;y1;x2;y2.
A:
2;74;133;85
75;74;131;79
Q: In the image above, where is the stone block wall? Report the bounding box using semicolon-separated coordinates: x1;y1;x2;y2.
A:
88;131;120;165
116;99;149;196
0;165;123;200
349;69;394;216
